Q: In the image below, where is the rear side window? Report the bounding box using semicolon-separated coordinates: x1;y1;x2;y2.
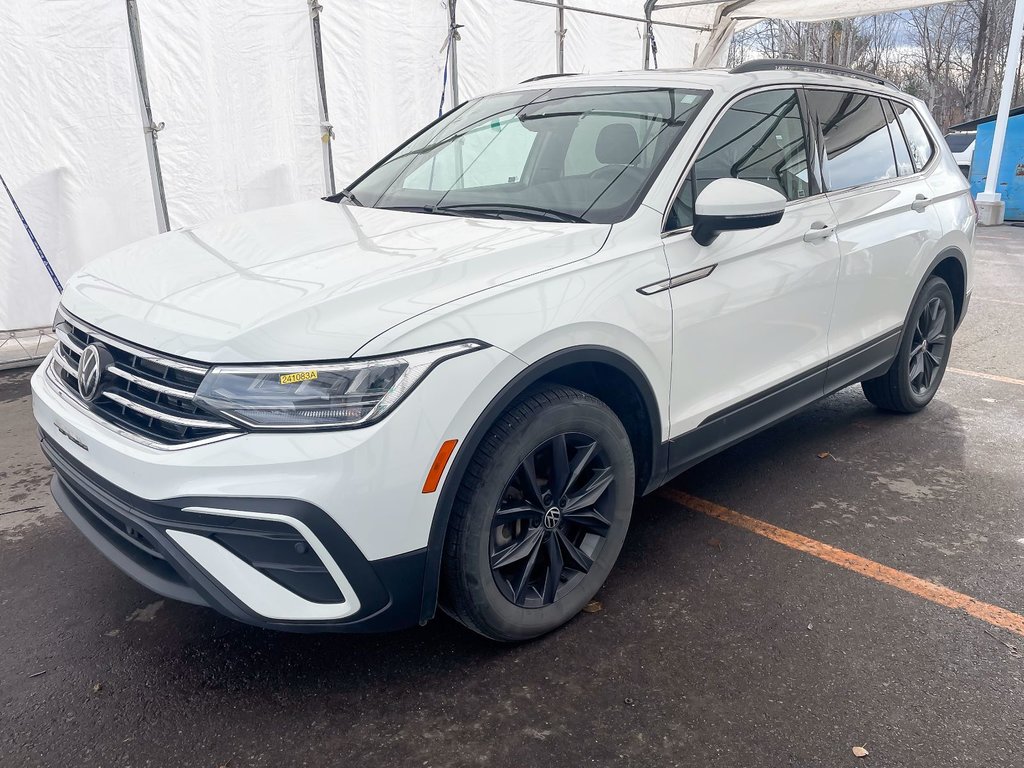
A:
891;101;934;172
883;101;915;176
666;88;809;231
806;90;897;191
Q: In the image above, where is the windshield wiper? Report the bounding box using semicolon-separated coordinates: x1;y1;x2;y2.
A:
433;203;590;224
376;204;491;218
325;188;364;206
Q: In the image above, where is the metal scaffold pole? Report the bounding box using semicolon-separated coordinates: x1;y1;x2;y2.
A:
125;0;170;233
309;0;336;196
556;0;565;74
449;0;460;106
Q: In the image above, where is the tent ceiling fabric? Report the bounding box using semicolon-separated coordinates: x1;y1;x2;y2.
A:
1;0;958;331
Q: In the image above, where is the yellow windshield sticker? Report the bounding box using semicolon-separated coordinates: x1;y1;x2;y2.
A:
280;370;318;385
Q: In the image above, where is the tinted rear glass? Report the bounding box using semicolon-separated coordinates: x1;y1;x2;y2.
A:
806;90;897;191
944;133;975;152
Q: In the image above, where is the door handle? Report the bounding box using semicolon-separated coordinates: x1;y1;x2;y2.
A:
803;222;835;242
912;193;930;212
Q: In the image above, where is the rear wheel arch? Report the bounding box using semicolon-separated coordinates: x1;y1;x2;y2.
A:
929;250;967;328
417;345;664;624
909;248;966;332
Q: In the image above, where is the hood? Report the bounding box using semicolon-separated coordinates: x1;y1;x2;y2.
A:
61;200;610;362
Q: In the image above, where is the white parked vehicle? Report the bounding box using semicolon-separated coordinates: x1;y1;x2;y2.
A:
944;131;976;177
33;60;975;641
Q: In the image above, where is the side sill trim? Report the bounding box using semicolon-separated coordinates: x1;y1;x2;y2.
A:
658;326;902;485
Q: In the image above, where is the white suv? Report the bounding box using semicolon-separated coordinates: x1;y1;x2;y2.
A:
32;61;975;641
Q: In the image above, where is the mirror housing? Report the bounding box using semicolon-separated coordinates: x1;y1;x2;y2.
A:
692;178;786;246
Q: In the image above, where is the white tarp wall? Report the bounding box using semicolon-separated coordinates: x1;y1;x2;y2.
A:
138;0;324;227
0;0;157;332
320;0;450;185
1;0;958;332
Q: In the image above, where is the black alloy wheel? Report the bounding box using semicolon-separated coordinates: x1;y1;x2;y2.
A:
441;385;635;642
862;275;955;413
908;296;949;396
490;433;615;608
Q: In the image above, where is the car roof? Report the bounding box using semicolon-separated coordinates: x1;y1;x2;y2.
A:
503;67;910;100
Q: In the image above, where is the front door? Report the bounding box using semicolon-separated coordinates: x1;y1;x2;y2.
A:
660;87;841;467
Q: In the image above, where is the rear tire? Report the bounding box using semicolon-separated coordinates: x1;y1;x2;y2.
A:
441;385;635;642
862;276;955;413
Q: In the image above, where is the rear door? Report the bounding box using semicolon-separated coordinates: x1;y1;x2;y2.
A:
804;88;943;389
661;87;841;456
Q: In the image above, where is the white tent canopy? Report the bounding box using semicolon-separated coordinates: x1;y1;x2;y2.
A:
0;0;958;331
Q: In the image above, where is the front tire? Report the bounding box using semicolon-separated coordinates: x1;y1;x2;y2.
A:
862;275;955;413
441;385;635;642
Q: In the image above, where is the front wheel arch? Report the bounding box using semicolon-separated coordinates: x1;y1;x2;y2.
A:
417;345;662;625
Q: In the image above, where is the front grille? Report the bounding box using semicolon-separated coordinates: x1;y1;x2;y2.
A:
50;309;240;446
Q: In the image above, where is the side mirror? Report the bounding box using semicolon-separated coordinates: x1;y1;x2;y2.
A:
692;178;786;246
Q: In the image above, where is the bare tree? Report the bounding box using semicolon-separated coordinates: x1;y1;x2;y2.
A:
727;0;1023;131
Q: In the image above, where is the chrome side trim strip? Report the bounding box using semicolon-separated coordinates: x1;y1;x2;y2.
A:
637;264;716;296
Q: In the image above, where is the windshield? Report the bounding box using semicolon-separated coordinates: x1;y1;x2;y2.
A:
346;86;709;224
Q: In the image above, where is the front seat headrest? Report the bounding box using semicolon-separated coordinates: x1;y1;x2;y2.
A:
595;123;640;165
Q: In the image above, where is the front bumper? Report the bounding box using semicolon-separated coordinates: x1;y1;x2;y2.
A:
32;343;522;632
42;433;425;632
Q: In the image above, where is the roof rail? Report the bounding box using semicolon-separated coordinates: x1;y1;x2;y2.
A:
520;72;579;83
730;59;898;90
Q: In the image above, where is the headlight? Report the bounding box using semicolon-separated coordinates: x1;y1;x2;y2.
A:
194;340;486;430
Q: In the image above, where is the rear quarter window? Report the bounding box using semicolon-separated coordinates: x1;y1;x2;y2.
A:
891;101;935;172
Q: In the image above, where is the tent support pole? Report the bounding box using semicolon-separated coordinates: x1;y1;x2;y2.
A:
125;0;169;233
448;0;460;105
643;0;656;70
977;0;1024;225
308;0;336;196
510;0;707;31
555;0;565;74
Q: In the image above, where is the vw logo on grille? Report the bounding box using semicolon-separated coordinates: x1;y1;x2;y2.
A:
543;507;562;530
77;343;112;402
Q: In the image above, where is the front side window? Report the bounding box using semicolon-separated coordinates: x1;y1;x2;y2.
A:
891;101;934;172
666;89;809;232
349;86;708;224
807;91;897;191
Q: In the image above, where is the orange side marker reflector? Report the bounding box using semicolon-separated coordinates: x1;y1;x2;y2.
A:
422;439;458;494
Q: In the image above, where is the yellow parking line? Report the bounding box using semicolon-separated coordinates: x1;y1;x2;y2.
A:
947;367;1024;387
659;488;1024;638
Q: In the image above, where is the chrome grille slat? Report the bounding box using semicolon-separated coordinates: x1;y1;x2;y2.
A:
49;308;241;448
55;326;84;355
106;365;197;401
101;390;234;431
52;347;79;378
